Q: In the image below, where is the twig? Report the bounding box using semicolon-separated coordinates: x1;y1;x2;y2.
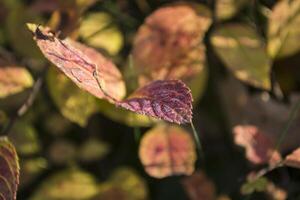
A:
1;66;48;136
190;120;205;161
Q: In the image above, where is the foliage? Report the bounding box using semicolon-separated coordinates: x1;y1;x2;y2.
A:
1;0;300;199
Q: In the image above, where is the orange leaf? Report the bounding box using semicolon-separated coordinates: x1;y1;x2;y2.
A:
233;125;281;165
284;148;300;169
139;124;196;178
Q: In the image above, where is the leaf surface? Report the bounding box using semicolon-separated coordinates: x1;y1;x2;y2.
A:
117;80;193;124
0;137;19;200
284;148;300;168
139;124;196;178
211;24;271;89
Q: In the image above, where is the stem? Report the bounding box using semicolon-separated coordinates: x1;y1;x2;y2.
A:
273;99;300;153
190;120;204;160
1;67;47;135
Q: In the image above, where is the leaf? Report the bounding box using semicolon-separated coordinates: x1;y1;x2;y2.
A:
78;138;110;162
47;67;99;126
267;0;300;58
139;124;196;178
215;0;248;20
93;167;148;200
79;12;124;55
182;171;216;200
0;66;33;98
241;177;268;195
131;4;211;102
9;121;40;156
116;80;193;124
30;169;98;200
97;100;158;127
48;139;76;165
211;24;271;90
233;125;281;165
27;23;126;103
284;148;300;168
0;137;19;200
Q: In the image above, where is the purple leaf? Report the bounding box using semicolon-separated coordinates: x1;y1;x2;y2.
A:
0;137;19;200
116;80;193;124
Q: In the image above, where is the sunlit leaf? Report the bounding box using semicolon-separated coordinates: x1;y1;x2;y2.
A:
211;24;271;90
47;67;99;126
284;148;300;168
78;138;110;162
215;0;248;20
94;167;148;200
139;124;196;178
131;4;211;101
233;125;281;165
79;12;124;55
267;0;300;58
9;121;40;155
117;80;193;124
0;137;19;200
0;66;33;98
30;169;98;200
28;23;126;103
182;171;216;200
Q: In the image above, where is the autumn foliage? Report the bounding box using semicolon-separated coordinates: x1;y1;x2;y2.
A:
1;0;300;200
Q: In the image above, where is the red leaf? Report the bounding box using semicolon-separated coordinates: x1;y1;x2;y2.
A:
27;24;125;103
116;80;193;124
233;125;281;165
284;148;300;169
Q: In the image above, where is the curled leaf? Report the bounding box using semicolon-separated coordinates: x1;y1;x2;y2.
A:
0;66;33;98
27;23;126;103
116;80;193;124
139;124;196;178
211;24;271;90
284;148;300;169
233;125;281;165
0;137;19;200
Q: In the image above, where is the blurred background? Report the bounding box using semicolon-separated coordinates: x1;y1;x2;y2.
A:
0;0;300;199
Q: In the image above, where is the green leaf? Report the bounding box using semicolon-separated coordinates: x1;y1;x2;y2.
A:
0;66;33;98
78;138;110;162
30;169;98;200
9;121;40;156
241;177;268;195
267;0;300;58
94;167;148;200
79;12;124;55
0;137;19;200
47;67;99;127
211;24;271;90
215;0;248;20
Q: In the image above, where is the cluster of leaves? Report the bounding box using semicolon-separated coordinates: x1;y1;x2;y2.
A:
1;0;300;199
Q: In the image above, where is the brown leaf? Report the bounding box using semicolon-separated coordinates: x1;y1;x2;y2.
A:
139;124;196;178
0;137;19;200
284;148;300;168
182;171;216;200
0;66;33;98
233;125;281;165
27;23;125;103
131;4;211;96
116;80;193;124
